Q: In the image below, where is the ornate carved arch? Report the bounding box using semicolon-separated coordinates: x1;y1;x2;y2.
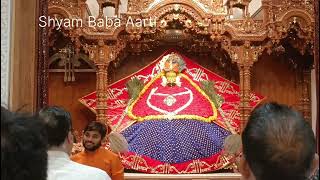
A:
260;9;315;122
48;6;73;19
279;9;314;25
148;1;206;21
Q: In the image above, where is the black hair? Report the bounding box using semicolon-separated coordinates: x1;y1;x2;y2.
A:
1;106;48;180
38;106;72;147
242;102;316;180
84;121;107;139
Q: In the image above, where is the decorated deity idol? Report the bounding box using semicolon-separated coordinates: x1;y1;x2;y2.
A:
121;52;231;165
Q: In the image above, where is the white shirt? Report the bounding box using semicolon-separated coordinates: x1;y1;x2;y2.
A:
47;150;111;180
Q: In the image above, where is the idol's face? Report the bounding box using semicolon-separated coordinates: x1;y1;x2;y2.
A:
83;130;102;151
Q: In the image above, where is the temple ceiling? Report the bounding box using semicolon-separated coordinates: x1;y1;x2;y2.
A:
47;0;316;65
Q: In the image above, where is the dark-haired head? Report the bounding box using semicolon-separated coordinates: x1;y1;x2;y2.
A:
1;106;48;180
84;121;107;139
82;121;107;151
38;106;74;154
240;102;316;180
1;106;13;123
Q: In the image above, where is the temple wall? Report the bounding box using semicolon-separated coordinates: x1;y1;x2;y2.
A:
9;0;38;112
48;72;96;131
252;54;317;127
252;54;299;107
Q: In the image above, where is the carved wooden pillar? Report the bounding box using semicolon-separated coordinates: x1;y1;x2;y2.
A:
237;64;252;131
226;41;262;132
300;69;311;122
237;64;245;128
96;40;111;124
242;65;252;124
96;63;109;123
37;0;49;110
84;40;112;124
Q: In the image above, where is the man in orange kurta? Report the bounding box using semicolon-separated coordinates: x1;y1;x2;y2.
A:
71;121;124;180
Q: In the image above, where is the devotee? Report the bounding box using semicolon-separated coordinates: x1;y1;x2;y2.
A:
1;106;48;180
239;102;318;180
38;106;110;180
71;121;124;180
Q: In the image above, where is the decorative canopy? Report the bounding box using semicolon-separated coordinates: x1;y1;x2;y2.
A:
79;50;265;173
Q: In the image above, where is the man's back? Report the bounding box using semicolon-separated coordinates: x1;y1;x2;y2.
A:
48;150;110;180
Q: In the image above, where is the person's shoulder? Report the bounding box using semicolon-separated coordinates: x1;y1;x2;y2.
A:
70;161;110;179
100;148;118;157
70;152;84;161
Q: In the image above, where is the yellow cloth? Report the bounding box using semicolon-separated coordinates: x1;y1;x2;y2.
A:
71;148;124;180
